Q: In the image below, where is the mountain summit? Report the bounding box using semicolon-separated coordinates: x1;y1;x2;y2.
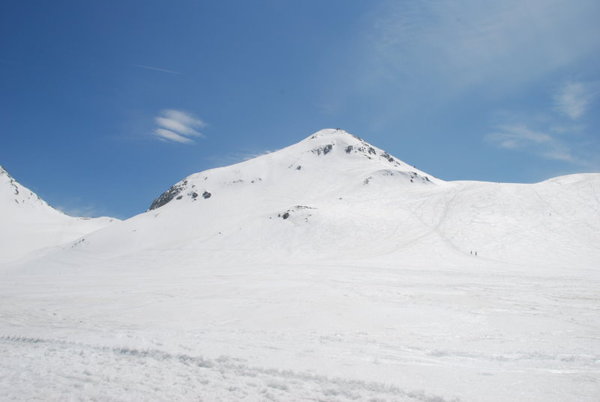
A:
1;165;52;211
149;129;438;211
0;166;117;263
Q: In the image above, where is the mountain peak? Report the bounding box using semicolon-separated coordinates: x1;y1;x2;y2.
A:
148;129;440;211
300;128;364;150
0;165;45;207
305;128;360;140
0;165;10;177
0;164;118;262
292;129;416;171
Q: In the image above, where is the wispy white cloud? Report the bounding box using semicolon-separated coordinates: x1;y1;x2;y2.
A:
357;1;600;170
154;128;194;144
486;79;600;166
153;109;206;144
134;64;181;75
486;124;575;162
554;81;597;120
364;0;600;94
204;149;275;168
56;202;106;218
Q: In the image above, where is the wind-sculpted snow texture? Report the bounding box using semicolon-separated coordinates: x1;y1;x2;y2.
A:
0;336;449;401
1;129;599;401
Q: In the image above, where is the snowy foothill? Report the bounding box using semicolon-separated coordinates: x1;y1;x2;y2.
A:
0;166;117;264
1;129;599;401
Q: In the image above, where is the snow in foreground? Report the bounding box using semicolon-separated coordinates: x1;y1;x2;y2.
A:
1;336;443;401
1;260;598;401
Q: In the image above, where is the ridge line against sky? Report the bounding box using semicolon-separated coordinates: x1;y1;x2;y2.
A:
0;0;598;218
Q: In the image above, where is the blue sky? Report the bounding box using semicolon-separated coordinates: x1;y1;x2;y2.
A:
1;0;599;218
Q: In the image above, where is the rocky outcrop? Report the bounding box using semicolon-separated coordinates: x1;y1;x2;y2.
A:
149;181;188;210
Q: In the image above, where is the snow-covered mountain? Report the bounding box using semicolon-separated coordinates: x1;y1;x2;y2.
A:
1;129;599;401
47;128;599;267
0;165;117;263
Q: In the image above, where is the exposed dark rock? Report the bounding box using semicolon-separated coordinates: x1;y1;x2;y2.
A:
149;181;187;210
202;191;211;199
277;205;316;222
296;165;302;170
345;145;353;153
191;192;198;199
72;237;86;248
381;152;395;163
176;195;183;200
311;144;334;156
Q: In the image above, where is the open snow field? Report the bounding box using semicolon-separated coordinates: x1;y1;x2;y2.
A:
1;257;599;401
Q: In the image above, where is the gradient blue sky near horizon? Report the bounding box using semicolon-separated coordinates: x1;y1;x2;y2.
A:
1;0;599;219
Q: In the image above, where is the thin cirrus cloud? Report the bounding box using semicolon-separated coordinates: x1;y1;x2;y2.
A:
554;81;597;120
134;64;182;75
363;0;600;94
486;124;575;163
486;80;597;166
153;109;206;144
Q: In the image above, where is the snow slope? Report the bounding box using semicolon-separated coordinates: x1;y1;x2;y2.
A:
45;128;600;267
0;166;117;263
1;129;599;401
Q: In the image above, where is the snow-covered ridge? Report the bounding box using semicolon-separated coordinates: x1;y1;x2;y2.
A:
0;165;118;263
149;129;439;211
42;128;596;269
3;129;599;266
0;165;52;211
